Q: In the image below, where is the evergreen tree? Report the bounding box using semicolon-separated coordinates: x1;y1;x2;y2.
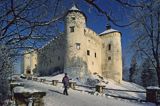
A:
129;55;137;83
141;58;158;87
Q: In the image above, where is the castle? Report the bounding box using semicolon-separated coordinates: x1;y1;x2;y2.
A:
22;5;123;83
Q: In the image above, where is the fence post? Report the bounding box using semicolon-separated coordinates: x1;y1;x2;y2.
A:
40;79;46;82
52;80;58;86
10;82;24;100
69;81;76;89
95;84;105;93
146;86;160;104
32;77;38;81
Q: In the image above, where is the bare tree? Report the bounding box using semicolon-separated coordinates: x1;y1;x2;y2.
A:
141;58;157;87
0;0;68;50
0;0;68;104
129;54;138;83
0;45;15;104
82;0;142;27
130;0;160;87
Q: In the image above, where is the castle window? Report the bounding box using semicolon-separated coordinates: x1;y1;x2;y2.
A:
87;50;90;56
108;44;111;51
70;26;75;32
108;56;111;60
71;17;75;20
95;53;96;58
76;43;80;50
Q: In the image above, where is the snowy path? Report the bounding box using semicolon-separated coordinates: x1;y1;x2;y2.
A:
21;79;155;106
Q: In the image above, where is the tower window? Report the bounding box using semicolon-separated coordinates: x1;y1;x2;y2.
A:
87;50;90;56
95;53;96;58
108;56;111;60
71;17;75;20
76;43;80;50
70;26;75;32
108;44;111;51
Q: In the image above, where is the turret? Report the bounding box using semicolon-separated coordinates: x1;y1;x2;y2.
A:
22;50;37;76
65;5;86;35
99;26;122;83
64;5;88;80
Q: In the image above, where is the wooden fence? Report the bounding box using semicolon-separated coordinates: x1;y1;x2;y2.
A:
25;77;160;104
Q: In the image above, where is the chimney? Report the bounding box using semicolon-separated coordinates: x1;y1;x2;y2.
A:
106;25;111;30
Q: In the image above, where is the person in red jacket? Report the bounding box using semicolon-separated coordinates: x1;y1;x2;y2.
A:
62;73;69;95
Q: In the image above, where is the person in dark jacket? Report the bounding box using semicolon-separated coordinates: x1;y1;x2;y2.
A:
62;73;69;95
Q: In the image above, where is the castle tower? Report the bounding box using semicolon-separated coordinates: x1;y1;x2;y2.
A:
22;50;32;75
64;5;88;79
22;50;37;75
100;26;122;83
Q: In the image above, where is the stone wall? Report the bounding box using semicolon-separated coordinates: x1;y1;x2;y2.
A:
37;34;65;76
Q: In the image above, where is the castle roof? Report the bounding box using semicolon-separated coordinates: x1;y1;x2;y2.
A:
99;28;119;36
69;5;80;11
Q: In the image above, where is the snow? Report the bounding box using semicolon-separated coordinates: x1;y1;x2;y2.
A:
10;82;24;85
69;5;80;11
39;74;146;101
39;74;64;82
99;28;119;35
92;74;146;100
14;86;39;93
14;73;156;106
147;86;160;90
20;79;155;106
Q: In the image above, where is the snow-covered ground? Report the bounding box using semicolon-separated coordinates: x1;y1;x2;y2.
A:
39;74;146;100
15;74;156;106
20;79;155;106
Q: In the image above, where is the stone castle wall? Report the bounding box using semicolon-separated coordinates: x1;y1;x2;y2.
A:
37;34;65;75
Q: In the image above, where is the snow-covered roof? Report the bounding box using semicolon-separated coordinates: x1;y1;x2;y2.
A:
147;86;160;90
99;28;119;36
14;86;40;93
69;5;80;11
